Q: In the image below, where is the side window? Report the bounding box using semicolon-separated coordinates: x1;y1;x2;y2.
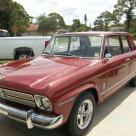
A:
70;36;80;51
89;36;102;57
106;36;122;56
52;37;69;53
121;36;130;53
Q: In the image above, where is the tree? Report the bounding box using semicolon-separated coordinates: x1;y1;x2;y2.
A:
70;19;90;32
37;14;51;35
0;0;12;11
94;11;113;31
113;9;122;26
78;24;90;32
10;1;31;35
114;0;136;31
37;13;66;35
0;0;12;31
0;0;31;35
94;16;105;31
48;13;65;29
130;17;136;33
71;19;81;31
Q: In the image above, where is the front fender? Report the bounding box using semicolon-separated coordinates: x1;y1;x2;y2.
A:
52;83;99;124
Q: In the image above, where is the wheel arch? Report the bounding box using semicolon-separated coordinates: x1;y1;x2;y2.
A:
13;47;34;59
54;84;100;125
81;87;99;104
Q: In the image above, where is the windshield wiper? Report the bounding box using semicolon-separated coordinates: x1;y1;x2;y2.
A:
54;52;75;56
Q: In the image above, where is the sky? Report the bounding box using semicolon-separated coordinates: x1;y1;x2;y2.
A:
14;0;118;25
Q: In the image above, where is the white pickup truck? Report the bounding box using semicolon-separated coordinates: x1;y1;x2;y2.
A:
0;36;51;60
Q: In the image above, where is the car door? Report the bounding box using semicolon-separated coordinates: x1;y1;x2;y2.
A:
102;35;130;98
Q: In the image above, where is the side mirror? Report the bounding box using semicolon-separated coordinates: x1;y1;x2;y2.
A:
45;40;49;48
105;53;112;60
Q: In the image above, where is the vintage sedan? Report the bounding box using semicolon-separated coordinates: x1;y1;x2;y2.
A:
0;32;136;136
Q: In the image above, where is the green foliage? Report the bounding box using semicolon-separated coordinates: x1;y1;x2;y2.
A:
0;0;12;32
112;9;122;26
0;0;31;36
37;13;66;35
94;0;136;32
130;17;136;33
114;0;136;31
0;0;11;11
70;19;90;32
94;11;113;31
78;24;90;32
48;13;65;29
37;13;90;34
0;60;10;64
71;19;81;31
10;2;31;35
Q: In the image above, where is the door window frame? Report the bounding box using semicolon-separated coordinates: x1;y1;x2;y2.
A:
120;35;131;53
103;35;124;57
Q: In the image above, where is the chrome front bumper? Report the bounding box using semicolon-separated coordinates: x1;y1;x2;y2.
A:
0;102;63;129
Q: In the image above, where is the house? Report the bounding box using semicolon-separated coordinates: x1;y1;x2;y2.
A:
22;24;41;36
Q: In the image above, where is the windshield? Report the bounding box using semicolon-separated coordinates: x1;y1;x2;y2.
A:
43;35;102;58
0;31;10;37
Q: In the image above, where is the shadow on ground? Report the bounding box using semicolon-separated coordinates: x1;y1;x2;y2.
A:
0;85;135;136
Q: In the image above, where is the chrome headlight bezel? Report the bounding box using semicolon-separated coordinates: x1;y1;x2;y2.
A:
34;95;52;112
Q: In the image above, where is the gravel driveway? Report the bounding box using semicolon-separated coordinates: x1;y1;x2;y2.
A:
0;85;136;136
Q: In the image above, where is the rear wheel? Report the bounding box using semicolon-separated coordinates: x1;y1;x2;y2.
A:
67;92;95;136
129;76;136;87
15;52;31;60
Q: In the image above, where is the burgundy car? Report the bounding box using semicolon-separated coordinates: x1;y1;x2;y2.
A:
0;32;136;136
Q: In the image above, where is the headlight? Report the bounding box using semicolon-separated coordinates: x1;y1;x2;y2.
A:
34;95;52;112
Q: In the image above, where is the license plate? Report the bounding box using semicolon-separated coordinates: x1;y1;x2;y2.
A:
0;109;8;115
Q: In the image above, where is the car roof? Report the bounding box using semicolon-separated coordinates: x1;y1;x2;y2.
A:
0;29;8;32
56;31;129;36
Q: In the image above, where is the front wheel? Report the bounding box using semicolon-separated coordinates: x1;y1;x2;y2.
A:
67;92;95;136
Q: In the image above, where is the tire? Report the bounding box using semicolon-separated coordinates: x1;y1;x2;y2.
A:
15;52;31;60
67;92;96;136
129;77;136;87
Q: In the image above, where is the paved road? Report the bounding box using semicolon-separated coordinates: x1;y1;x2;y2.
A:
0;85;136;136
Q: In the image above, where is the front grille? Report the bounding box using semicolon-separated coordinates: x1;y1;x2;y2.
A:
0;88;36;108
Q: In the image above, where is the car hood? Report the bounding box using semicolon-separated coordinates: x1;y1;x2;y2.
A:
0;56;96;94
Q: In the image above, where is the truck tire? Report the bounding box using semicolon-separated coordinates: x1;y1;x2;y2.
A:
67;92;95;136
15;52;31;60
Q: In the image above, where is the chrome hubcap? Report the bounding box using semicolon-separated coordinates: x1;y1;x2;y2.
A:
19;54;29;60
77;99;93;129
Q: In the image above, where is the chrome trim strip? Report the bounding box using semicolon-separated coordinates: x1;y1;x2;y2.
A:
58;97;75;107
0;102;63;130
101;71;136;95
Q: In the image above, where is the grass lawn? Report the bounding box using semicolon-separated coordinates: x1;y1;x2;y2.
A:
0;60;11;64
